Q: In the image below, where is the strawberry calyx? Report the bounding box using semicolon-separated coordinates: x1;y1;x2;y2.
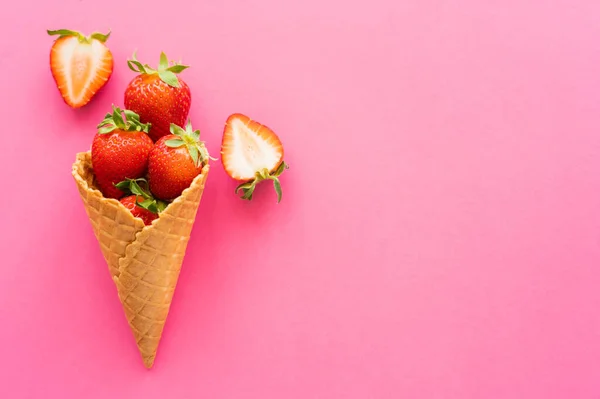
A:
47;29;110;44
235;161;289;203
127;51;189;88
165;120;215;168
114;178;167;214
97;105;151;134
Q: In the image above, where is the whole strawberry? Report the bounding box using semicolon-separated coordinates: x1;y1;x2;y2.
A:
124;52;191;142
91;106;153;199
148;121;210;201
115;178;166;225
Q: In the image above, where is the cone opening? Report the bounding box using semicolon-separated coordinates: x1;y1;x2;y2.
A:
72;151;209;228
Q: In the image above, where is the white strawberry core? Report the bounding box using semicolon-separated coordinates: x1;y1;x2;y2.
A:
56;37;109;103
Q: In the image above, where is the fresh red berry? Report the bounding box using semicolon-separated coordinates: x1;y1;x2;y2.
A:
148;121;210;201
119;195;158;225
91;107;153;199
124;52;191;142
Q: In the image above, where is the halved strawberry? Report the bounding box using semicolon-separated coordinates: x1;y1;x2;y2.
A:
47;29;113;108
221;113;289;202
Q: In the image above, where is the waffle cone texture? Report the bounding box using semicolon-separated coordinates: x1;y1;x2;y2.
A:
72;151;209;368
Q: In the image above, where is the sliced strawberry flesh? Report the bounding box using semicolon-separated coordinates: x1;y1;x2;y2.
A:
221;114;284;181
50;36;113;108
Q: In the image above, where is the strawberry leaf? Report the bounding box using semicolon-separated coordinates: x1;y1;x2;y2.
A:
112;106;125;127
115;178;152;199
170;121;213;167
235;181;256;201
124;109;140;123
90;31;111;42
165;139;185;148
47;29;84;41
47;29;79;37
114;180;131;192
135;197;168;214
167;64;189;73
170;123;187;137
48;28;112;43
48;29;111;44
272;178;282;203
158;52;169;71
97;106;150;134
158;70;180;87
127;51;150;74
129;180;147;197
233;162;288;202
98;125;117;134
242;188;254;200
236;182;253;190
157;200;168;212
127;59;145;73
128;52;188;79
272;161;289;177
188;144;200;167
136;198;160;214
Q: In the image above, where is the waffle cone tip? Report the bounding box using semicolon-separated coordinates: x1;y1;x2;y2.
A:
144;355;156;368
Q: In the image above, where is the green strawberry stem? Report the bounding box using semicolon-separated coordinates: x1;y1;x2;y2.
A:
47;29;110;43
127;51;189;88
235;161;289;203
166;121;215;167
114;178;167;214
97;105;151;134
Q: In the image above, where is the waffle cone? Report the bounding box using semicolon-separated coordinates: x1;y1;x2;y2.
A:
72;151;209;368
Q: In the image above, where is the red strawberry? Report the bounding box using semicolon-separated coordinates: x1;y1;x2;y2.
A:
47;29;113;108
148;121;211;201
221;113;288;202
119;196;159;226
115;178;166;225
124;52;191;142
91;106;154;199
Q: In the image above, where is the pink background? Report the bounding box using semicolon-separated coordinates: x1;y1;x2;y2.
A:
1;0;600;398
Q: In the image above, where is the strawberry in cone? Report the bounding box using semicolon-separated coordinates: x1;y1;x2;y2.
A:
115;178;167;226
72;109;211;368
119;195;159;225
148;121;212;201
91;106;154;198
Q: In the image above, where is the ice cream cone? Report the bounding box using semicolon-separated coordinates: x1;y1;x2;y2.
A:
72;151;209;368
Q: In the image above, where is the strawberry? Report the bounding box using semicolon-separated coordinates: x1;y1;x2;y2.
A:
147;121;211;201
47;29;113;108
91;106;154;199
119;196;159;226
115;178;166;225
124;52;191;142
220;113;288;202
